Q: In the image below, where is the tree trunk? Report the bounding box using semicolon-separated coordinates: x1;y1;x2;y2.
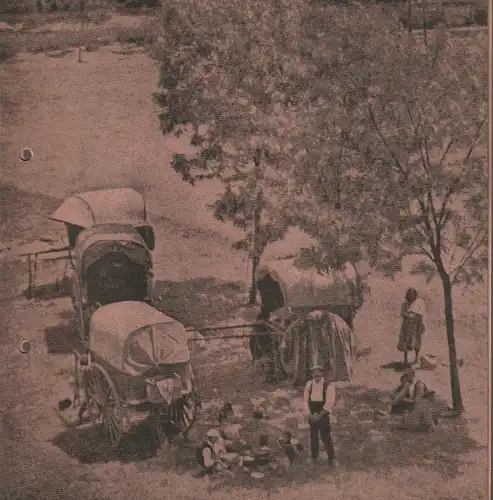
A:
248;190;262;305
407;0;412;36
422;2;428;48
440;272;464;413
249;149;263;305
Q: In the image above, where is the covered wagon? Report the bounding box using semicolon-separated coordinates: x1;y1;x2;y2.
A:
77;301;201;448
68;224;154;342
253;253;365;386
255;255;364;329
48;187;155;250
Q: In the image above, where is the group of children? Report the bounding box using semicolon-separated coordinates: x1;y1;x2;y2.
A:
196;402;304;477
195;365;439;478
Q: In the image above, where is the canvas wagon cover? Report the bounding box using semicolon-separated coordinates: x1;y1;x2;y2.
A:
48;188;147;228
89;301;190;375
280;309;355;385
255;257;360;311
74;224;151;272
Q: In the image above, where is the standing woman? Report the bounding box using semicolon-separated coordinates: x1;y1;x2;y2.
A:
397;288;426;367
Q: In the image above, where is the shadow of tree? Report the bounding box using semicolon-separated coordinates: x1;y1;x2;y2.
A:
380;361;409;372
23;281;69;301
331;384;479;477
44;310;81;354
47;275;481;490
50;352;482;490
154;277;246;327
52;416;163;464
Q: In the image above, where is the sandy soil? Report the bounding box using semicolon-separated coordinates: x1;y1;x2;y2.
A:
0;40;488;500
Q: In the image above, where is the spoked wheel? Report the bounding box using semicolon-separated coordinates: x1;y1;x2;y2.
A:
84;363;123;448
165;392;200;438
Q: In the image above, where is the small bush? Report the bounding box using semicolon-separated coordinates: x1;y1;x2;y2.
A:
399;7;445;31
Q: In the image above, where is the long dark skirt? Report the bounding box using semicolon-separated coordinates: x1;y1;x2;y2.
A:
397;315;424;352
390;400;415;415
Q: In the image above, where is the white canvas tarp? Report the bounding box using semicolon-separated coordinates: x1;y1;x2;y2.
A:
256;257;360;311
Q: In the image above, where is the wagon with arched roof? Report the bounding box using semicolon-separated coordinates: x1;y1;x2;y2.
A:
48;189;156;342
49;187;155;250
249;252;365;385
76;301;201;448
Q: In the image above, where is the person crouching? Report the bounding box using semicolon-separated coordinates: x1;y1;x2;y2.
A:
196;429;227;477
390;368;438;431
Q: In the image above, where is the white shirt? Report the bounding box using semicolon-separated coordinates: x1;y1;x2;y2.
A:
202;445;215;468
302;378;336;415
408;380;416;399
202;438;226;468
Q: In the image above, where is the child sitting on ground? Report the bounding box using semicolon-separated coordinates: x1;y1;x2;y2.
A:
217;402;247;452
278;431;303;468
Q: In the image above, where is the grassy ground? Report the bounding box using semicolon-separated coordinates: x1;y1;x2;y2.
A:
0;13;489;500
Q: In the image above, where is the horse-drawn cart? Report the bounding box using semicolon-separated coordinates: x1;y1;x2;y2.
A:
74;301;201;448
182;254;365;387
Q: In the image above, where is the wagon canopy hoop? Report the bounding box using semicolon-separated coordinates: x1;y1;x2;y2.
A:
48;188;148;228
74;224;152;277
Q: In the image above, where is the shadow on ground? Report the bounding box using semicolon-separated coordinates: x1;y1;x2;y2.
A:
332;384;478;478
52;416;164;464
23;281;69;301
154;277;246;327
51;352;483;490
44;309;81;354
380;361;410;372
0;183;60;243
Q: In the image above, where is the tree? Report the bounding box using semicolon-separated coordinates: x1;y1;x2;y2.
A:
153;0;307;303
288;5;487;412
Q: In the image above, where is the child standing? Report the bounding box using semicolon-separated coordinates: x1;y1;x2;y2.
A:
397;288;426;367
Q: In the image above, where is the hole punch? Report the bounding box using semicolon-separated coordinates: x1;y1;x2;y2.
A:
19;340;33;354
19;148;34;162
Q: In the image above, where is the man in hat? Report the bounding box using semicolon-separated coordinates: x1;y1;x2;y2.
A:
302;365;338;468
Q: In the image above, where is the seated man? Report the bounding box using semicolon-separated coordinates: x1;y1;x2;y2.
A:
390;368;437;431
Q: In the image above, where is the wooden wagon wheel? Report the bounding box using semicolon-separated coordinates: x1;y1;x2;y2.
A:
168;391;200;435
278;321;295;378
84;362;123;448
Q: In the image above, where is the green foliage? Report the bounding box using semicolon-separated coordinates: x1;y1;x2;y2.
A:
281;5;486;412
154;1;486;409
155;0;309;262
287;7;488;291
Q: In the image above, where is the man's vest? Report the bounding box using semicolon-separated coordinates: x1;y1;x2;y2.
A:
307;379;330;414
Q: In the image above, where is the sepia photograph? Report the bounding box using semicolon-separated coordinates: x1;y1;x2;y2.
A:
0;0;489;499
